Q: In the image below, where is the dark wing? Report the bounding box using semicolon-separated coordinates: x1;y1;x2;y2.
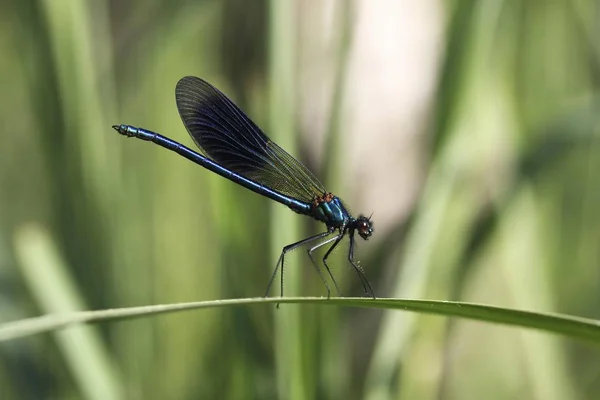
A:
175;76;326;203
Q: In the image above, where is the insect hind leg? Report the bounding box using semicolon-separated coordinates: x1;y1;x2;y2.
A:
265;230;332;301
308;234;343;297
320;233;347;296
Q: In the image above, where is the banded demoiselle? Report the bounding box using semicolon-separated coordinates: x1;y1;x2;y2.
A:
113;76;375;298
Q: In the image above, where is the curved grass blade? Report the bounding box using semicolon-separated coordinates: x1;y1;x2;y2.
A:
1;297;599;345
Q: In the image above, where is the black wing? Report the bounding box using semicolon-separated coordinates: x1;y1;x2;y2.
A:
175;76;326;203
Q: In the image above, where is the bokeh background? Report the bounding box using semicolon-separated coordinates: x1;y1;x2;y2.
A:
2;0;600;399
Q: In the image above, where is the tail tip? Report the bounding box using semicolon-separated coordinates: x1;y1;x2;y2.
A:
112;124;130;136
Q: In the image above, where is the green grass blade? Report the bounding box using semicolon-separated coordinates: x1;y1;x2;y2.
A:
2;297;599;346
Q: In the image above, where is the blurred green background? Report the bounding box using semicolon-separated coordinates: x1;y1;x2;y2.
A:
2;0;600;399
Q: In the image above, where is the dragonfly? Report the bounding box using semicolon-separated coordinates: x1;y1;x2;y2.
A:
113;76;375;298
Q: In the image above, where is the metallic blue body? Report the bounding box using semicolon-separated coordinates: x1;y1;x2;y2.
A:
116;125;315;216
112;76;375;299
113;121;374;299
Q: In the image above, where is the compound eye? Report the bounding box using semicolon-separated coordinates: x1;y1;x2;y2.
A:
356;217;373;240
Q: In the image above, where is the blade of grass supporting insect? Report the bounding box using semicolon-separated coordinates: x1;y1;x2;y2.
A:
268;1;306;399
2;297;600;345
13;224;124;400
